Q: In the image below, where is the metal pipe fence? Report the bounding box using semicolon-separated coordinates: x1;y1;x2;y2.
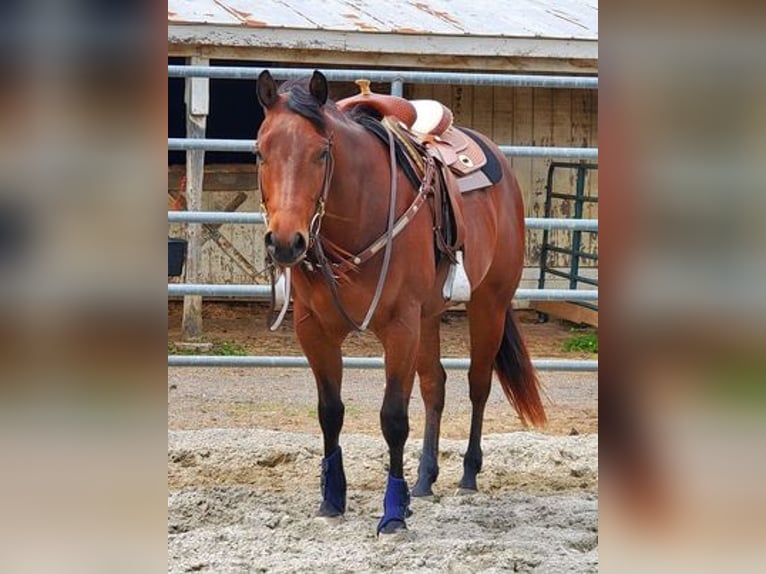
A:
168;283;597;302
168;355;598;372
168;64;598;372
168;65;598;90
168;211;598;231
168;137;598;160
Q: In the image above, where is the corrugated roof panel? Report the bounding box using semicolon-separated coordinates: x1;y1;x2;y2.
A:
211;0;318;28
168;0;597;40
168;0;241;26
422;0;597;38
281;0;463;34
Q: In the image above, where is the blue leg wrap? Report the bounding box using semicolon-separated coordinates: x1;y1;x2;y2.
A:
377;474;411;535
319;447;346;517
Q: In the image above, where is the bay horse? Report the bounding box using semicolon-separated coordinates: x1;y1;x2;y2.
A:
255;70;546;536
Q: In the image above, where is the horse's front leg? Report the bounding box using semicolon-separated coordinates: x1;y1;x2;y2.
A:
294;301;346;522
412;314;445;498
377;311;420;536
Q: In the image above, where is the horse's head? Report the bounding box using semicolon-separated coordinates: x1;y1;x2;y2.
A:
256;70;332;267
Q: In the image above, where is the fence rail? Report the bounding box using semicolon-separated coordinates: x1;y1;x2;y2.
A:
168;283;597;301
168;211;598;231
168;355;598;372
167;137;598;160
168;65;598;90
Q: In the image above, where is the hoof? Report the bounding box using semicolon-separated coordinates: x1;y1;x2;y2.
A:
316;514;345;526
456;486;478;496
318;498;345;518
377;520;412;542
411;483;434;498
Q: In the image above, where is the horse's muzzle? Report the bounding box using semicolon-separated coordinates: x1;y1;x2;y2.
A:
264;230;308;267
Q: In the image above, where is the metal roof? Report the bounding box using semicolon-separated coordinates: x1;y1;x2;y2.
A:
168;0;597;40
168;0;598;72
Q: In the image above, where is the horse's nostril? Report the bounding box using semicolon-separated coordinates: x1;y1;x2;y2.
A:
264;231;275;248
292;233;307;254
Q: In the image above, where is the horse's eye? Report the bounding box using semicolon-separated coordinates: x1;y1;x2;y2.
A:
318;149;329;162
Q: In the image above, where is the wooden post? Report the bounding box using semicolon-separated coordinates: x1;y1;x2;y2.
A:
181;56;209;341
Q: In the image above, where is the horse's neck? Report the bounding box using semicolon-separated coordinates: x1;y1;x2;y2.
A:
321;121;392;253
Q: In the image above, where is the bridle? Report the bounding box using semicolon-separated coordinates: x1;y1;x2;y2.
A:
257;133;335;331
258;120;431;333
308;134;334;243
257;134;334;243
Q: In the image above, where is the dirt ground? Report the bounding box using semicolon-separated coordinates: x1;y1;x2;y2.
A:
168;302;598;573
168;302;594;361
168;303;598;437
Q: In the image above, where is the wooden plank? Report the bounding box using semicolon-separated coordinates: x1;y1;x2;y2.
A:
450;84;473;126
408;82;434;101
550;88;574;270
431;83;451;111
169;43;598;74
586;88;599;214
471;86;494;137
531;301;598;327
184;56;209;115
512;87;535;264
491;86;514;146
168;164;258;193
181;56;208;341
531;88;554;265
570;89;598;260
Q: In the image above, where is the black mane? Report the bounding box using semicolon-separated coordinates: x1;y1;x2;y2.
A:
278;78;328;133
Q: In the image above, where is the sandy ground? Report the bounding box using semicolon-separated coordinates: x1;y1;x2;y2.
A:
168;430;597;574
168;304;598;573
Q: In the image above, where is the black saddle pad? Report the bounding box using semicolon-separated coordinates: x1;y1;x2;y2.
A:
456;127;503;185
356;116;422;190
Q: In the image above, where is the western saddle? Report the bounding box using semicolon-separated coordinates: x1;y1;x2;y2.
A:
337;80;494;268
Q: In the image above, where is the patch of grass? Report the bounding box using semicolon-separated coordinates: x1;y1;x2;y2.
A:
210;340;248;356
563;331;598;354
167;340;248;356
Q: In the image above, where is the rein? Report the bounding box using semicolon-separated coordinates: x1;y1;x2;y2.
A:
313;124;399;331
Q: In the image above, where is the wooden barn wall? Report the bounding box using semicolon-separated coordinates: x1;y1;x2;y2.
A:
168;85;597;287
168;166;267;286
406;84;598;268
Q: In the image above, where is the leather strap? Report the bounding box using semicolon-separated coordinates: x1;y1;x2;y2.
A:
313;122;409;331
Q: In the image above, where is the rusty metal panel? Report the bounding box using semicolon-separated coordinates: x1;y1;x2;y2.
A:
435;0;598;39
168;0;597;40
168;0;241;25
205;0;318;28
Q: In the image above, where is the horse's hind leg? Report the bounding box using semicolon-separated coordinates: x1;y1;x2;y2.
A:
459;294;506;492
376;312;420;535
294;302;346;521
412;314;446;498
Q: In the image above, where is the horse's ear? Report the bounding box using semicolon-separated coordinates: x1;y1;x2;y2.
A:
309;70;328;106
257;70;278;109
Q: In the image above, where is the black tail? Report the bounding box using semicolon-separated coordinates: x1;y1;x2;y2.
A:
494;310;547;427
